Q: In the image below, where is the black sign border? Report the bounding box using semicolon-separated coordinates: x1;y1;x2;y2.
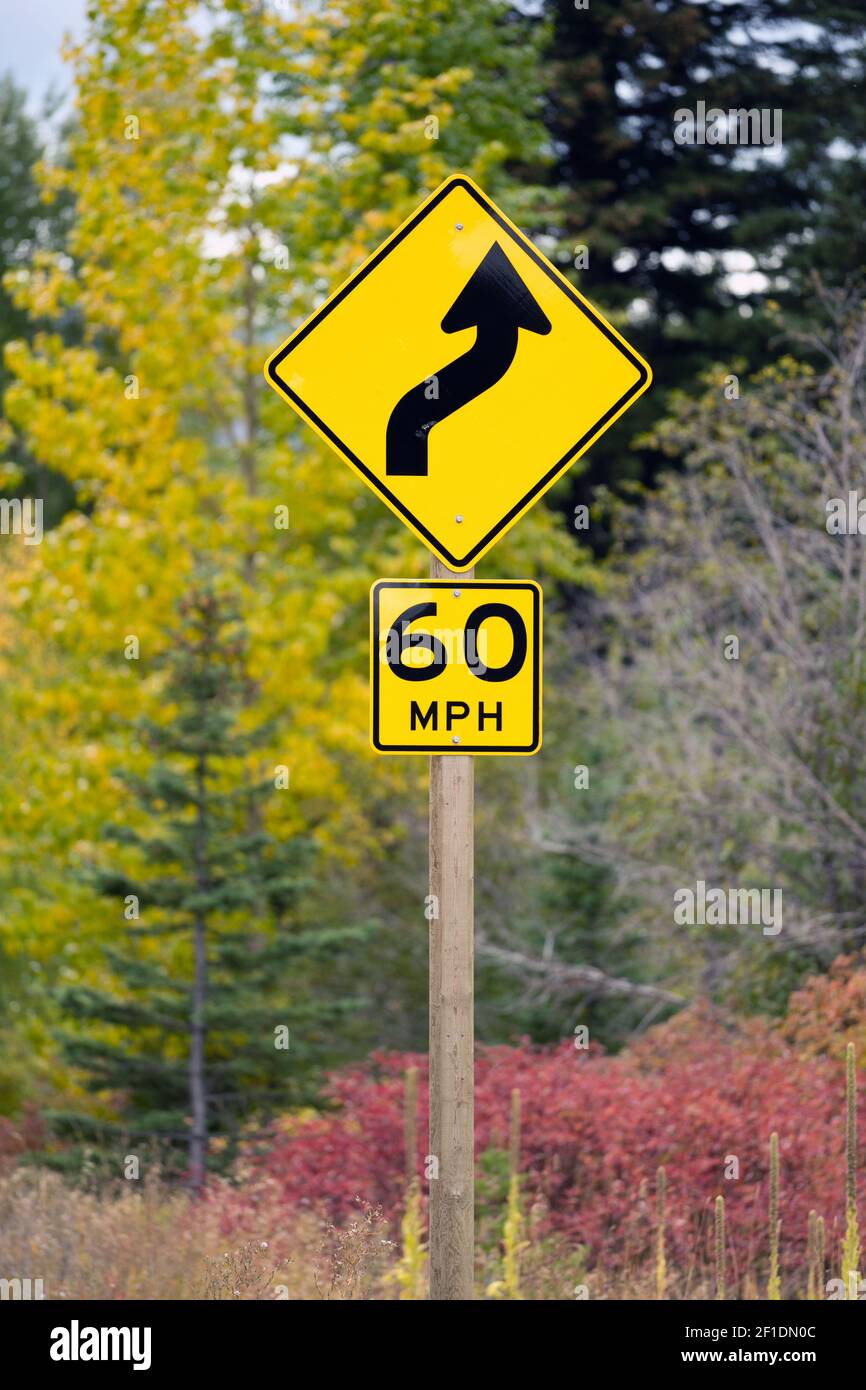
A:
267;176;650;571
371;579;541;755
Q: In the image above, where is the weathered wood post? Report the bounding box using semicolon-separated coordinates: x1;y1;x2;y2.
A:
428;554;475;1300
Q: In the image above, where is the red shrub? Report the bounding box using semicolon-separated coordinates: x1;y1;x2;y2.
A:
247;1005;859;1281
780;951;866;1062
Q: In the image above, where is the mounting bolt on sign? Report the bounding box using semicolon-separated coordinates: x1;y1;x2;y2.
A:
264;173;651;1302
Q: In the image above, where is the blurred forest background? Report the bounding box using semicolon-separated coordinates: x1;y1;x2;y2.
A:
2;0;866;1295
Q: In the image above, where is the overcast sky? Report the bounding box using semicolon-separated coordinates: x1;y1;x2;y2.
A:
3;0;87;111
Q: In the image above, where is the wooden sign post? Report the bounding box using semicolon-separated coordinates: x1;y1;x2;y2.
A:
428;556;475;1300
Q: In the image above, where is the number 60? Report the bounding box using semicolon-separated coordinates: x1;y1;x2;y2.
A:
384;601;527;682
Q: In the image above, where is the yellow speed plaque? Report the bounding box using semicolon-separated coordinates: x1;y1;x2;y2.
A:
370;579;541;755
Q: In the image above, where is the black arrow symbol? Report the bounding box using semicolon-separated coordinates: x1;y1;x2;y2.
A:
385;241;551;477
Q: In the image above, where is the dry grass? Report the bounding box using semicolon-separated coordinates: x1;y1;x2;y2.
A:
0;1169;394;1300
0;1166;815;1300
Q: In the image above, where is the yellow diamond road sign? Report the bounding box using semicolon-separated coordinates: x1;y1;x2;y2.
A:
371;580;541;755
265;174;651;572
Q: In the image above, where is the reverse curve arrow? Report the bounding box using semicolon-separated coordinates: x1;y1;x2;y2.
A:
385;241;551;477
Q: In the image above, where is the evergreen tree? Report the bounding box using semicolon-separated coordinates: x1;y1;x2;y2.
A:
0;75;43;387
50;584;368;1186
526;0;866;506
0;73;77;524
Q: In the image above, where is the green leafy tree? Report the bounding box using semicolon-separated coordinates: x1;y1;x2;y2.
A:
546;288;866;1013
51;584;368;1185
0;0;583;1093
